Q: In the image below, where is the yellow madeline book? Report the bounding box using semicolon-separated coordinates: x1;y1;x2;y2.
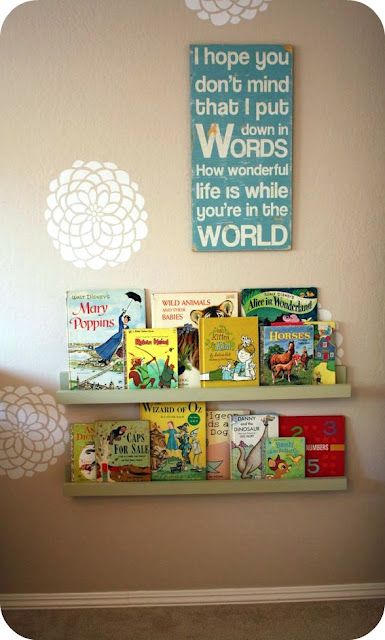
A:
125;328;178;389
199;317;259;387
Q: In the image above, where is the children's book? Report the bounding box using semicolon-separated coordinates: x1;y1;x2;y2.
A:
199;317;259;387
151;292;238;389
66;289;146;390
241;288;318;324
263;437;306;479
70;423;96;482
94;420;151;482
279;415;345;477
206;409;250;480
125;328;178;389
261;324;314;386
230;414;279;480
309;321;336;385
139;402;206;480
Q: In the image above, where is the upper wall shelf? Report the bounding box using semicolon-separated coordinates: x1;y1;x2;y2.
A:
57;367;351;404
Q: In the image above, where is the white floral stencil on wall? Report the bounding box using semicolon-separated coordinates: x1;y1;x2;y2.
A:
0;386;68;479
318;304;344;363
45;161;148;270
185;0;272;25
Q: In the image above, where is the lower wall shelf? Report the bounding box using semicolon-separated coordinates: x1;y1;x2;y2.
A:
63;477;347;497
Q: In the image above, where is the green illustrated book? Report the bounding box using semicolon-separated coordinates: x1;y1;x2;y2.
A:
262;325;314;385
94;420;151;482
310;321;336;385
70;423;96;482
263;437;306;479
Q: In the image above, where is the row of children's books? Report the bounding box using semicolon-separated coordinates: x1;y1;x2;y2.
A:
66;287;338;390
71;407;345;483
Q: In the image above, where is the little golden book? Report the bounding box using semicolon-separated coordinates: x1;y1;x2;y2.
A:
125;328;178;389
199;317;259;387
94;420;151;482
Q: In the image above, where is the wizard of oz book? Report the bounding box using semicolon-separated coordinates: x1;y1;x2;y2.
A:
70;423;96;482
263;437;306;480
309;321;336;385
279;415;345;477
261;324;314;386
199;317;259;387
139;402;206;481
230;414;279;480
151;291;238;389
94;420;151;482
206;409;250;480
66;289;146;390
241;288;318;324
125;328;178;389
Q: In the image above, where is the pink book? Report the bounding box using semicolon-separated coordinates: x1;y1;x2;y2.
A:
206;409;250;480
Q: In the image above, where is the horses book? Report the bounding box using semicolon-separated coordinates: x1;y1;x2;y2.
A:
261;324;314;386
199;317;259;387
230;414;279;480
125;328;178;389
66;289;146;391
279;415;345;476
139;402;206;481
94;420;151;482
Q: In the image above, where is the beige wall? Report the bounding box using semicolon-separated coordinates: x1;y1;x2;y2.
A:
0;0;384;594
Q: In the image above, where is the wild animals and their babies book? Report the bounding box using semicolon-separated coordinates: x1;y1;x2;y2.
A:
199;317;259;387
206;409;250;480
151;291;238;389
139;402;206;481
125;328;178;389
263;437;306;479
230;414;279;480
70;423;96;482
279;415;345;477
66;289;146;390
94;420;151;482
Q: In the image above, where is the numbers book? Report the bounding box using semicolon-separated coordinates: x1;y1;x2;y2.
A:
125;328;178;389
94;420;151;482
263;437;306;479
70;423;96;482
151;292;238;389
230;414;279;480
279;415;345;477
261;324;314;386
139;402;206;481
66;289;146;390
199;317;259;387
206;409;250;480
309;321;336;385
241;288;318;324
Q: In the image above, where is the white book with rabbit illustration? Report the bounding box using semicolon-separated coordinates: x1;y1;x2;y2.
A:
230;414;279;480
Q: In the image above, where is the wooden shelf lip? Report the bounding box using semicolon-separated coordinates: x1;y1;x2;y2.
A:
63;477;347;497
57;384;351;404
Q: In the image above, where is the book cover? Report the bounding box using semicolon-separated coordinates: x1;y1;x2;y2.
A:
263;437;306;479
230;414;279;480
139;402;206;480
151;292;238;389
94;420;151;482
279;415;345;477
206;409;250;480
261;324;314;386
70;423;96;482
125;328;178;389
66;289;146;390
199;317;259;387
310;321;337;385
241;288;318;324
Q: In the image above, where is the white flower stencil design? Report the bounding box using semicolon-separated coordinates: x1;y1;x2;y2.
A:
45;161;148;270
185;0;272;25
0;386;68;479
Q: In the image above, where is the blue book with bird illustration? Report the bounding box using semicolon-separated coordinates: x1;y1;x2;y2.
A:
66;289;146;390
230;414;279;480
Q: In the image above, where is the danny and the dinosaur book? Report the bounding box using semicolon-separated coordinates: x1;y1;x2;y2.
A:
230;414;279;480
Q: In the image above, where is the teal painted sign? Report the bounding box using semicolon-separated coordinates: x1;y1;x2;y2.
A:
191;45;293;252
